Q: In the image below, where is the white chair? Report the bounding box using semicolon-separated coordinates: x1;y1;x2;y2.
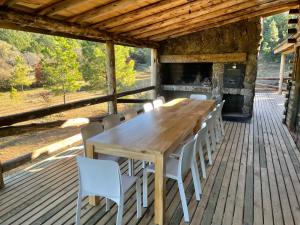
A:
75;157;141;225
157;96;166;103
81;122;119;162
124;108;138;121
206;111;217;152
170;122;212;179
153;98;164;109
103;114;134;176
142;136;201;222
190;94;207;100
143;102;153;112
103;114;121;130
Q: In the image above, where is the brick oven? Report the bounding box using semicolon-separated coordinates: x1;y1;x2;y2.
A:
157;19;262;120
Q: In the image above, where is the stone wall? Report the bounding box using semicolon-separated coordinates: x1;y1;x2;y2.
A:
158;19;262;116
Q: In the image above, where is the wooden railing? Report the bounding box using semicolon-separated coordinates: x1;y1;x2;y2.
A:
256;77;291;91
0;86;155;188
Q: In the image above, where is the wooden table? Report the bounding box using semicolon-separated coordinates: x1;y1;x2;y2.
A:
86;98;215;225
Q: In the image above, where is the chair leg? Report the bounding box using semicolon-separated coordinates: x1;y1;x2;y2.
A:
210;127;217;152
205;134;213;165
75;193;82;225
198;145;207;179
220;118;225;135
136;179;142;218
177;179;190;222
116;202;124;225
142;170;148;207
128;159;134;176
191;159;202;200
106;198;111;212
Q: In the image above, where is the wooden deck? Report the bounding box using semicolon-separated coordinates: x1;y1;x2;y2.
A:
1;93;300;225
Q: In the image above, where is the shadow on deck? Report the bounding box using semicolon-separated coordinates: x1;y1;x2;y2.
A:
1;93;300;225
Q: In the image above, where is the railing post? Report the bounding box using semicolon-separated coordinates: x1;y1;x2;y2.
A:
106;40;117;114
0;160;4;189
278;53;286;94
151;48;159;99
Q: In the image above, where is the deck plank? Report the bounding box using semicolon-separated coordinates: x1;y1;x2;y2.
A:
1;93;300;225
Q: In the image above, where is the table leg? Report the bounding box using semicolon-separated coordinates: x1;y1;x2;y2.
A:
86;143;100;206
154;155;166;225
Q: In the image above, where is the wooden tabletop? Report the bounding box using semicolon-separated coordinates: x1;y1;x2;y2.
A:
87;98;215;161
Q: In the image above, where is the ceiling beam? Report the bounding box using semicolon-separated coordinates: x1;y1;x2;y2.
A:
152;3;296;41
128;0;260;38
68;0;160;24
1;0;21;7
0;8;159;48
108;0;220;34
37;0;86;16
92;0;192;30
131;0;298;39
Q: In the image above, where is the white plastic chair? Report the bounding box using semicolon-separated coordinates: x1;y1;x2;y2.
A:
206;111;217;152
124;108;138;121
81;122;120;162
103;114;121;130
143;102;153;112
142;136;201;222
157;96;166;103
190;94;208;100
153;98;164;109
75;157;141;225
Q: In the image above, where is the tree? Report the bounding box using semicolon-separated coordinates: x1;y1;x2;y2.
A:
269;19;279;44
80;41;106;91
10;55;32;91
41;37;82;104
115;45;135;92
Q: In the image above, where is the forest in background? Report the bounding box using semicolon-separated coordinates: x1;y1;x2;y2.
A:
0;29;151;103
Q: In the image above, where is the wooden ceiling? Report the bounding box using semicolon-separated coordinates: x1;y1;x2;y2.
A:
0;0;298;48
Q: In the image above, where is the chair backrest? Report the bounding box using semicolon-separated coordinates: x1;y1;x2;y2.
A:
153;99;164;109
196;122;208;147
124;108;138;121
178;136;197;176
157;96;166;103
205;114;215;130
190;94;207;100
76;156;122;202
81;122;103;153
143;102;153;112
103;114;121;130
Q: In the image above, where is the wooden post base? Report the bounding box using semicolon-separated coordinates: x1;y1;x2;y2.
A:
0;161;4;189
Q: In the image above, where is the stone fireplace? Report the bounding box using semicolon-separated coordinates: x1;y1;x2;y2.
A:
157;19;262;119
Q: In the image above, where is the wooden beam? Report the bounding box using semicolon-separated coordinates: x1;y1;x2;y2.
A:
1;0;21;7
106;40;117;114
279;54;286;94
125;0;261;38
137;0;297;40
107;0;224;33
92;0;188;30
288;28;298;34
0;161;4;189
160;53;247;63
151;2;296;41
288;18;299;24
37;0;87;16
0;8;159;48
68;0;160;24
151;49;159;98
289;8;300;14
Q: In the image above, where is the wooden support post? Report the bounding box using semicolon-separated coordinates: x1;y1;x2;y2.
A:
151;48;159;99
0;161;4;189
278;53;286;94
106;40;117;114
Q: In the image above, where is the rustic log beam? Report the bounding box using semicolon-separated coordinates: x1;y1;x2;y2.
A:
0;86;155;127
0;161;3;189
289;8;300;14
0;8;159;48
37;0;88;16
1;0;21;7
152;3;296;41
288;28;298;34
131;0;298;39
68;0;160;24
151;49;159;99
288;18;299;24
160;53;247;63
116;98;153;104
92;0;188;30
106;40;117;114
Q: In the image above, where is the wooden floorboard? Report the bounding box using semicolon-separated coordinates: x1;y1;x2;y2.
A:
1;93;300;225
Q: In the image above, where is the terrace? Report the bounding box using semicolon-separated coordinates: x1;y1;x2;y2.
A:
1;1;300;225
